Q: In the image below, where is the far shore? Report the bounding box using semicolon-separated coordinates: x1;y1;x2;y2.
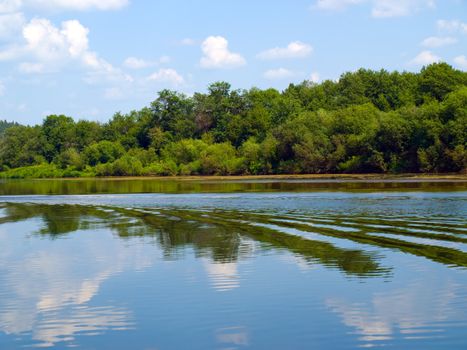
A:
8;173;467;182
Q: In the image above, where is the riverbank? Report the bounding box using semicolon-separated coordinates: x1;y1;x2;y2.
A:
0;173;466;196
3;173;466;181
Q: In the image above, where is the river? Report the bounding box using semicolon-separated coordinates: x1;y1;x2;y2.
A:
0;178;466;349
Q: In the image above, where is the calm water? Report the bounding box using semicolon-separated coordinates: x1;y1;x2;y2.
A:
0;178;466;349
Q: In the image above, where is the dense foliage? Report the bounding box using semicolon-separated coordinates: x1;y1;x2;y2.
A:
1;63;466;178
0;120;18;135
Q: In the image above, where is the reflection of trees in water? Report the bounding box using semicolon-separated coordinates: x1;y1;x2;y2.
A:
1;203;243;264
0;179;466;196
0;203;387;277
1;204;110;237
134;212;242;264
112;207;388;276
5;200;467;276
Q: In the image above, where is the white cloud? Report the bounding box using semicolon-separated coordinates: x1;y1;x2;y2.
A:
61;19;89;57
314;0;436;18
0;17;129;83
310;72;321;83
410;50;440;66
264;68;295;80
82;54;132;84
437;19;467;34
0;12;25;39
453;55;467;70
257;41;313;60
421;36;457;48
200;36;246;69
147;68;185;86
22;18;86;62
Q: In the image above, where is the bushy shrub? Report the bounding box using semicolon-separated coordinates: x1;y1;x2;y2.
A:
84;141;124;166
199;142;243;175
95;155;143;176
0;164;63;179
144;160;179;176
127;147;158;166
55;148;84;170
161;139;208;165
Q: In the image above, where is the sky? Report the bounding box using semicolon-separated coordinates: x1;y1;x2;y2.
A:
0;0;466;125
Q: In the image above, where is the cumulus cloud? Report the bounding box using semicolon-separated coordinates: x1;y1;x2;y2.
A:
23;18;124;78
82;57;132;84
421;36;457;48
453;55;467;70
20;19;90;61
410;50;440;66
16;18;82;62
147;68;185;86
0;17;130;83
200;36;246;69
257;41;312;60
314;0;436;18
264;68;295;80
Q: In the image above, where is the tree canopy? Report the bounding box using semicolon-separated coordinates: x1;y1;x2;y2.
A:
1;63;466;178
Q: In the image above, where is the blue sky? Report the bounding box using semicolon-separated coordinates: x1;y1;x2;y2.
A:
0;0;466;125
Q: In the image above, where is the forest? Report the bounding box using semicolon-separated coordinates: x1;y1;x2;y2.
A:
0;62;466;178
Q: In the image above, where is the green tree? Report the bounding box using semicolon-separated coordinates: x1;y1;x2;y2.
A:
55;148;85;170
149;90;195;141
42;115;76;161
0;125;45;169
418;63;467;102
84;141;124;166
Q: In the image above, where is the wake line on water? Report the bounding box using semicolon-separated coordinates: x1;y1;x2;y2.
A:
1;201;467;274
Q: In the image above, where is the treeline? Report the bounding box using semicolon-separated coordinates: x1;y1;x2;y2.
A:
0;63;466;178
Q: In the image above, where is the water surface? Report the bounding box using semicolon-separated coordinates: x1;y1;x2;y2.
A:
0;177;466;195
0;179;466;349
